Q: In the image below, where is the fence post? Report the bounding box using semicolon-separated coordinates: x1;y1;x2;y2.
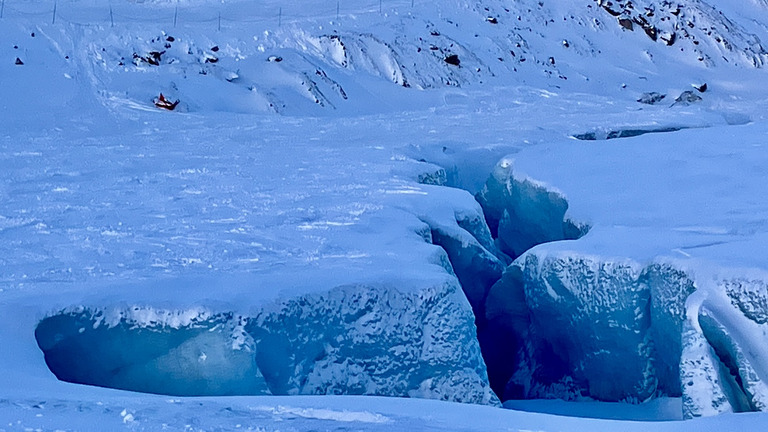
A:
379;0;382;13
173;5;178;27
336;1;339;20
110;5;114;27
278;7;281;27
218;12;221;31
1;0;5;19
52;0;57;24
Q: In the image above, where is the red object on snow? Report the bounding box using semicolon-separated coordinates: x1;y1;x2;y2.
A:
154;93;179;110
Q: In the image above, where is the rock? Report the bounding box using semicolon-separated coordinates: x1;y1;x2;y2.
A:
619;18;634;31
674;90;702;105
694;83;708;93
14;58;23;65
486;17;498;24
444;54;460;66
267;55;283;63
637;92;666;104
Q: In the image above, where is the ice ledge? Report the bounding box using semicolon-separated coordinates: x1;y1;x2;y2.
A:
487;241;768;418
35;282;499;406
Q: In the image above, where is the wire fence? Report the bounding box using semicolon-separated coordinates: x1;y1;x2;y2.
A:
0;0;420;29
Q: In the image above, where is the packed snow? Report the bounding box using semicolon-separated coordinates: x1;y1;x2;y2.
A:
3;0;768;430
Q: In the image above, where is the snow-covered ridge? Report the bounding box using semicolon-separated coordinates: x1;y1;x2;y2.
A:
4;0;768;119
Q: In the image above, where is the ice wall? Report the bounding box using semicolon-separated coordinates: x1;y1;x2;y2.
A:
35;310;268;396
485;254;694;402
35;283;499;405
471;155;768;419
475;158;587;260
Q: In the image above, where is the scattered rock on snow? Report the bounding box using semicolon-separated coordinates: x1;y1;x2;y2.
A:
637;92;666;104
694;83;708;93
14;57;23;65
268;55;283;63
673;90;702;106
444;54;460;66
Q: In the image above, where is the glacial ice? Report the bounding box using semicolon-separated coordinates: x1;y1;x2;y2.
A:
35;283;499;405
484;254;692;402
471;155;768;419
475;158;587;260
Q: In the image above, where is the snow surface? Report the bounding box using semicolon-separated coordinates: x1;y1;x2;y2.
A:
3;0;768;429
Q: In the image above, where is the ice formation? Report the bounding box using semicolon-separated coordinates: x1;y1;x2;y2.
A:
473;156;768;419
35;283;499;405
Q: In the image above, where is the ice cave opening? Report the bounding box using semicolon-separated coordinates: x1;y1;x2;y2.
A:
34;310;269;396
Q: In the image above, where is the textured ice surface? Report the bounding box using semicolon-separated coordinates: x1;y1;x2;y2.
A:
475;125;768;417
35;282;499;405
475;158;587;260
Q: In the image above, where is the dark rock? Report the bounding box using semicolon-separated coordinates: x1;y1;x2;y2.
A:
637;92;666;104
602;5;621;16
205;56;218;64
643;25;658;41
211;46;219;52
619;18;634;30
166;36;175;42
487;17;498;24
30;32;35;37
268;55;283;62
694;83;708;93
661;32;677;46
673;90;702;105
14;57;23;65
430;30;440;36
444;54;460;66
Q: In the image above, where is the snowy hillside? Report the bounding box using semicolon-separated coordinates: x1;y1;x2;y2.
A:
3;0;768;430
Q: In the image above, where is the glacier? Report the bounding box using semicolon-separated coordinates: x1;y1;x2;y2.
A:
473;123;768;418
35;282;497;404
3;0;768;429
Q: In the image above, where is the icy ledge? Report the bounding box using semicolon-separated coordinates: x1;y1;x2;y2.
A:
474;146;768;418
35;282;499;406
